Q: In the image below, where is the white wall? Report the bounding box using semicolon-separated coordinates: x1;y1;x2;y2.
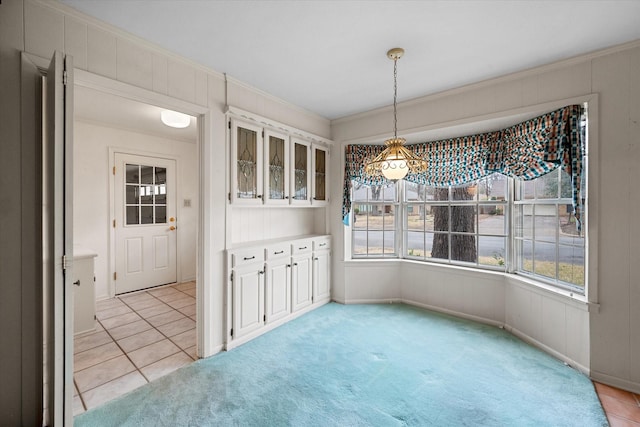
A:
331;41;640;392
73;121;198;299
229;207;323;244
15;0;331;360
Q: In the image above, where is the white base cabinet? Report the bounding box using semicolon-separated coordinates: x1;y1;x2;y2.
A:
226;235;331;349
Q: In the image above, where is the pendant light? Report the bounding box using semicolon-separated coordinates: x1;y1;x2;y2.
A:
365;48;427;181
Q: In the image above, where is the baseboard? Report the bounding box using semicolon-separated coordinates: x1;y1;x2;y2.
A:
201;343;225;359
401;299;504;329
343;298;402;305
590;370;640;394
505;325;590;376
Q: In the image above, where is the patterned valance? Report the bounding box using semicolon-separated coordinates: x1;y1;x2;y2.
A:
343;104;585;228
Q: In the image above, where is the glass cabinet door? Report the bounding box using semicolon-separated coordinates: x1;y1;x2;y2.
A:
231;120;263;204
290;139;311;205
312;144;328;205
264;130;289;205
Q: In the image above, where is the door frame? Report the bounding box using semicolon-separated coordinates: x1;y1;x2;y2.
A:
110;150;181;295
73;69;211;354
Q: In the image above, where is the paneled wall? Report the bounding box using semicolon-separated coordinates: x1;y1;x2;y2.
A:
331;41;640;392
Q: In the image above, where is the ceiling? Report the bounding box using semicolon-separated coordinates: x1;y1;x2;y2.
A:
74;85;197;142
61;1;640;121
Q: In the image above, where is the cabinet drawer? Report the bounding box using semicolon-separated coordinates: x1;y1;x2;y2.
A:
231;248;265;267
291;239;312;255
265;243;291;260
313;236;331;251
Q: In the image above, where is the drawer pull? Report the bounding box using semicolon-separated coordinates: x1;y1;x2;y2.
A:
243;256;255;261
319;243;327;247
73;280;80;286
299;246;307;250
274;250;284;255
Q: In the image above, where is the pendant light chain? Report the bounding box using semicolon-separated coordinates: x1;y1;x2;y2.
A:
393;57;398;140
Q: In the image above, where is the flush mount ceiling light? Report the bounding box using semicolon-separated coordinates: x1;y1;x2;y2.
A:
160;110;191;128
365;48;427;181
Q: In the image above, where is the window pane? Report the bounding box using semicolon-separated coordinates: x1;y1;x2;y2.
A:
155;206;166;224
353;230;367;255
406;204;424;231
560;169;573;199
478;205;506;235
155;167;166;185
535;169;559;199
431;232;449;260
451;234;477;263
155;184;167;204
425;232;435;258
126;206;139;225
126;164;139;184
518;180;535;200
293;143;308;200
352;183;368;202
382;205;395;228
352;206;367;230
534;206;557;243
478;236;506;268
141;206;153;224
534;241;557;280
383;231;395;254
452;184;476;201
432;205;449;232
514;205;533;239
140;185;153;204
558;245;585;287
407;231;425;258
382;184;396;202
366;230;384;254
519;240;533;273
140;165;154;185
451;205;476;233
559;208;585;248
405;182;427;201
433;187;449;202
424;205;435;232
478;173;507;201
126;185;139;204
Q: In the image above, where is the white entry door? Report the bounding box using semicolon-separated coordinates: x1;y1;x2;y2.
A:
114;153;177;294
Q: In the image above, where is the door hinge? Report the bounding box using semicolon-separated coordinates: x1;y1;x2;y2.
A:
113;219;116;228
112;166;116;175
113;272;117;281
228;121;231;130
63;70;68;86
230;271;234;282
262;130;265;138
62;255;68;270
230;328;233;337
228;192;231;201
263;315;266;322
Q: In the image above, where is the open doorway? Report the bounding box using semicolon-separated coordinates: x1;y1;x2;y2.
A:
71;85;200;414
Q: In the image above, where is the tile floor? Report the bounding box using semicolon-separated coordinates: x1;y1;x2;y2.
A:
73;281;198;415
595;381;640;426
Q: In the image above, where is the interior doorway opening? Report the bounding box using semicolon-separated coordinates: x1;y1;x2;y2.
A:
71;84;201;414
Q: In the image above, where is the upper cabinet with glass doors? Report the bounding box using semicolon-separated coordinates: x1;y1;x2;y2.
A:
290;138;311;206
311;144;329;206
229;116;330;207
230;120;264;205
264;130;290;205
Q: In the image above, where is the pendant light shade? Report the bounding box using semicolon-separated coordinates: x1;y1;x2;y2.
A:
365;48;427;181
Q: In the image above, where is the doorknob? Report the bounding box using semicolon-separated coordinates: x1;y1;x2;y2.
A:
169;217;175;222
169;226;176;231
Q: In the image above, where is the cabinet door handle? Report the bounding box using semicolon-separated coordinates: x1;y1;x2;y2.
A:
319;243;326;247
274;250;284;255
293;263;298;266
73;280;80;286
243;256;255;261
257;195;263;199
286;264;291;268
299;246;307;250
314;258;319;261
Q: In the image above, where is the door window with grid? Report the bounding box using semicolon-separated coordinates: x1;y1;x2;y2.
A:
125;163;167;225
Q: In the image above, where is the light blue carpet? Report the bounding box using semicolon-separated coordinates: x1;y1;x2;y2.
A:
75;303;607;426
